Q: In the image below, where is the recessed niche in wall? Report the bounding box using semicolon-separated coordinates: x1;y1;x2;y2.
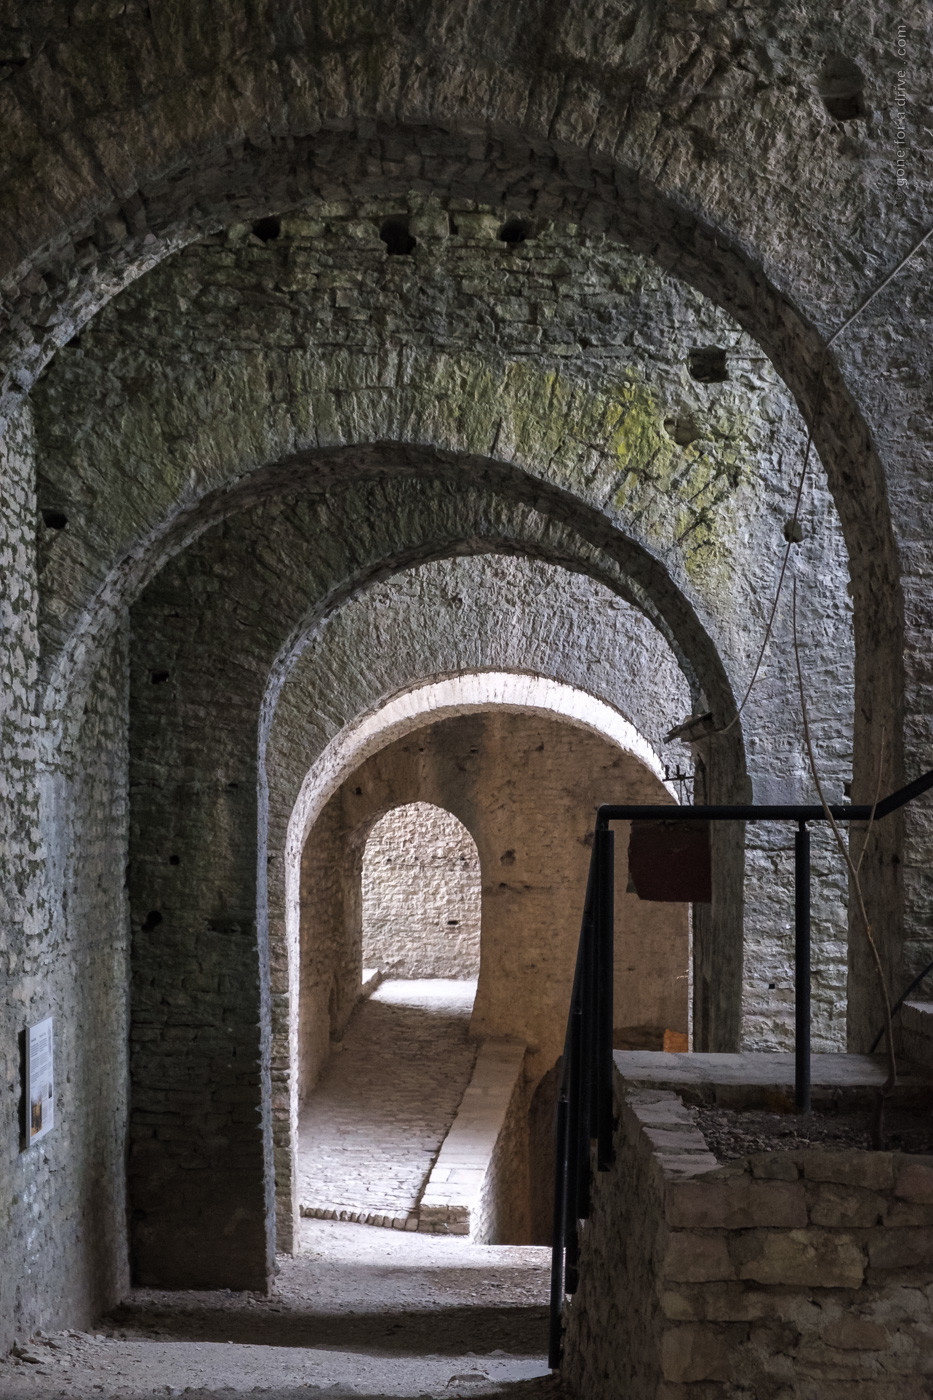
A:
252;215;281;242
818;54;867;121
379;218;417;256
688;347;729;383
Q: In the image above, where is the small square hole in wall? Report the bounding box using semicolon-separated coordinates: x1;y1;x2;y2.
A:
818;54;867;122
688;348;729;383
379;218;417;256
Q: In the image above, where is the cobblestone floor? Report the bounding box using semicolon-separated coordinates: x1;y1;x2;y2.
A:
298;979;479;1226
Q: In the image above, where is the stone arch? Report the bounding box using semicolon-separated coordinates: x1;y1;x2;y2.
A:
5;6;920;1061
3;1;931;1347
259;551;707;1252
296;793;486;1108
22;173;889;1040
128;491;731;1273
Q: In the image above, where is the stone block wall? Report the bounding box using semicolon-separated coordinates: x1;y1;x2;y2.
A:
563;1077;933;1398
473;1046;532;1246
298;799;366;1099
0;410;131;1350
35;196;855;1055
899;1001;933;1072
300;711;689;1091
361;801;482;979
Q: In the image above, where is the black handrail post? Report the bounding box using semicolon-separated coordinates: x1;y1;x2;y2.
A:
595;824;614;1170
795;819;811;1113
548;1090;569;1369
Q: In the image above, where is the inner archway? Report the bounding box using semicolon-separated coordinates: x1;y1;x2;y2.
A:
361;802;482;982
293;704;688;1246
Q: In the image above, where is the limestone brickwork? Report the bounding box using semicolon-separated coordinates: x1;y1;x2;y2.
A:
361;803;482;980
300;710;688;1086
564;1065;933;1398
419;1038;528;1243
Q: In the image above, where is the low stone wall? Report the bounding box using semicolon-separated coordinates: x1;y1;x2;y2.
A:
899;1000;933;1072
418;1039;527;1242
563;1063;933;1398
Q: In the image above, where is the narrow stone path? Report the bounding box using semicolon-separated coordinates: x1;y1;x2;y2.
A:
298;979;479;1227
0;1220;566;1398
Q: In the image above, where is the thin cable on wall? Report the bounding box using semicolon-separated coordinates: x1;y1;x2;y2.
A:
719;222;933;737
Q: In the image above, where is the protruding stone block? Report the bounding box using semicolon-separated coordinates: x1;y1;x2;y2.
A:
666;1178;806;1230
730;1228;865;1288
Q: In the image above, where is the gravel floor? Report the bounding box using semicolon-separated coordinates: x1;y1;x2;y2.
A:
0;1219;564;1399
696;1104;933;1161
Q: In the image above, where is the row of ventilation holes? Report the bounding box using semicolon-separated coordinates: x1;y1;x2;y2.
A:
40;218;728;532
247;218;732;379
251;214;530;252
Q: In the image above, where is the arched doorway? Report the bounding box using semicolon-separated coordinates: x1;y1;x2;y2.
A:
361;802;482;982
297;799;483;1232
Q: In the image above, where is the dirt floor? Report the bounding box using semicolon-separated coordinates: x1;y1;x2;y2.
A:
0;1220;567;1400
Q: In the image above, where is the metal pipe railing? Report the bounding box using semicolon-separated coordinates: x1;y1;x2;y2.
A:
548;767;933;1370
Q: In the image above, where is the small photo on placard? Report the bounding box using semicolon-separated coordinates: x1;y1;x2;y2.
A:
26;1017;54;1144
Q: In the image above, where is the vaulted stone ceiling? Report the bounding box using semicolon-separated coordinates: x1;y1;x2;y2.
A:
1;0;930;1351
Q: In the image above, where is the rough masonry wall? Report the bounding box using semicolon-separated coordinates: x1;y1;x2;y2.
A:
0;0;928;1353
2;0;923;1062
564;1074;933;1398
0;409;131;1351
297;797;364;1099
31;198;847;706
361;803;482;979
129;580;274;1291
0;407;48;1352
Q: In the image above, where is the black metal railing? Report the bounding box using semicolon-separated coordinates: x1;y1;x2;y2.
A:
548;768;933;1369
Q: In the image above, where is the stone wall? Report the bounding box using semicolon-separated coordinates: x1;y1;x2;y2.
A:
563;1070;933;1398
0;410;131;1351
0;0;929;1355
899;1001;933;1073
361;802;482;979
296;797;363;1100
31;200;854;1056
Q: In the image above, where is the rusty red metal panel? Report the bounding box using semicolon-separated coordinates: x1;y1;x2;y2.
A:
627;819;711;902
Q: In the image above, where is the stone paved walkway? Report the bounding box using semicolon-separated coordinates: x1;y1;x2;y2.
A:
298;979;479;1227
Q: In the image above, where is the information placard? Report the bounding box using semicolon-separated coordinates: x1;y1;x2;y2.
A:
26;1017;54;1144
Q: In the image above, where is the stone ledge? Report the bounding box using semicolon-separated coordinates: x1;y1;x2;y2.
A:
614;1048;933;1109
417;1037;526;1239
